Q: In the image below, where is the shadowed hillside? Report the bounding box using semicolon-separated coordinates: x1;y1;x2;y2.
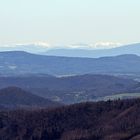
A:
0;87;61;109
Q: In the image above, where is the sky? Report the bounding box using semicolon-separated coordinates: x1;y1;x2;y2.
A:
0;0;140;47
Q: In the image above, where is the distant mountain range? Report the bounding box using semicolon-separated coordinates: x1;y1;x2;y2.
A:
0;43;140;58
0;74;139;104
45;43;140;58
0;87;61;110
0;51;140;76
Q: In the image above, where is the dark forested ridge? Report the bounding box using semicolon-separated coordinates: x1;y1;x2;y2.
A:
1;99;140;140
0;87;61;110
0;74;139;104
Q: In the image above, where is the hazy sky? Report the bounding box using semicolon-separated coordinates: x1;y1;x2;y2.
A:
0;0;140;46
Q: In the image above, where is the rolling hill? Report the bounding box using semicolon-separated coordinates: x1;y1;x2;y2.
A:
0;51;140;76
1;99;140;140
0;87;61;110
0;74;139;104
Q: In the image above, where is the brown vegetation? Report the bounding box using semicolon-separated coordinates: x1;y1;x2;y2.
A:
1;99;140;139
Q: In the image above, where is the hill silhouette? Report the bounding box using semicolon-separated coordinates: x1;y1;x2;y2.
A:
1;51;140;76
0;87;61;109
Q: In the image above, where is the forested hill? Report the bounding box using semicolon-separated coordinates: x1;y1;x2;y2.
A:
1;99;140;140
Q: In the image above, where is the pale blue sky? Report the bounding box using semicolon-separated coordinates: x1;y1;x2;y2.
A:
0;0;140;45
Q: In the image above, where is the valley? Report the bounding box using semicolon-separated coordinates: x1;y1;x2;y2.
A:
0;74;139;104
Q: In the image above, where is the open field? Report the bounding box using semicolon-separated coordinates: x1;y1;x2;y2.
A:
96;93;140;101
